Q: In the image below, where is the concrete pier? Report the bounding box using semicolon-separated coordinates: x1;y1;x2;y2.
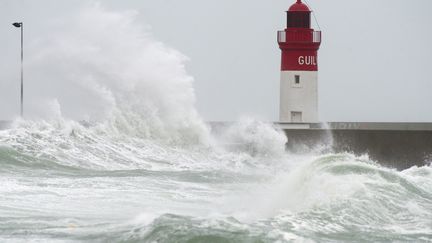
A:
279;122;432;170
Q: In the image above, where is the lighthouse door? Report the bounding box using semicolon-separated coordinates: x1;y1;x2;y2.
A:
291;111;303;123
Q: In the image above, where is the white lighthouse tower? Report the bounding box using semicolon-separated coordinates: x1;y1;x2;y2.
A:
278;0;321;123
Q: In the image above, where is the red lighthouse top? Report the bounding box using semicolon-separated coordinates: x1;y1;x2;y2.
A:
288;0;311;12
278;0;321;71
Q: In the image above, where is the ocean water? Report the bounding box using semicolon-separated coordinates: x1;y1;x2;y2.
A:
1;4;432;243
0;119;431;243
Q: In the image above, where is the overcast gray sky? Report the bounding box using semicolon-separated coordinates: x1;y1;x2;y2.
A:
1;0;431;122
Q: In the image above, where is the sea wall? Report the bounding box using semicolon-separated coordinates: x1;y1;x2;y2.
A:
283;124;432;170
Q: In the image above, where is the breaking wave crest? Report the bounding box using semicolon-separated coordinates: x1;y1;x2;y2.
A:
14;4;210;145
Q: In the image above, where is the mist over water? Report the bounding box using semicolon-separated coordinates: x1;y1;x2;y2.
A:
0;4;431;243
20;4;209;145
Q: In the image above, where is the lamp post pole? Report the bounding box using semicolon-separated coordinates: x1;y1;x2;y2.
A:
13;22;24;117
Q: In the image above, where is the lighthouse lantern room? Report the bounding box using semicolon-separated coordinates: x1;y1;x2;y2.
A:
278;0;321;123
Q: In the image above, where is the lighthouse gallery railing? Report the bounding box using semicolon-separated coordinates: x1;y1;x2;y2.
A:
278;30;321;43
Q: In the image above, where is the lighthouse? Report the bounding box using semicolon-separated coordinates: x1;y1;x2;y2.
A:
278;0;321;123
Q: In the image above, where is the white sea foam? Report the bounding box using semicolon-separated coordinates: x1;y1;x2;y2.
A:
215;117;288;157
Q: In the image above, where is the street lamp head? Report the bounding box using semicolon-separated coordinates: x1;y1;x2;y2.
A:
12;22;22;28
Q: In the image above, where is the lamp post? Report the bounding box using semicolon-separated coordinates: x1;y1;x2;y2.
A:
12;22;24;117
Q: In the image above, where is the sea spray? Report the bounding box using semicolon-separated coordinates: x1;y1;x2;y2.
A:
14;4;209;145
214;117;288;157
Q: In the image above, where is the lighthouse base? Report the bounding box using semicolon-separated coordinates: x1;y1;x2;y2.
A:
280;71;318;123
